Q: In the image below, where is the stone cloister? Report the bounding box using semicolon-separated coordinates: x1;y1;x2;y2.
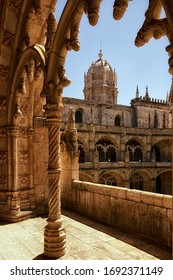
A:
0;0;173;259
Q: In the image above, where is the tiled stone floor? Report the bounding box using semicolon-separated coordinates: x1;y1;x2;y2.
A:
0;209;171;260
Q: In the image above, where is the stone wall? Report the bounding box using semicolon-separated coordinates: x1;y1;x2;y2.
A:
64;180;172;248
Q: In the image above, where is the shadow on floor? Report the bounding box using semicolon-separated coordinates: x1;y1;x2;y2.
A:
61;209;172;260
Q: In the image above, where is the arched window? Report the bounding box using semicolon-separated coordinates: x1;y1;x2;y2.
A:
78;145;85;163
95;139;116;162
152;145;160;162
130;173;143;190
115;115;121;126
75;110;83;123
99;174;117;186
125;139;143;162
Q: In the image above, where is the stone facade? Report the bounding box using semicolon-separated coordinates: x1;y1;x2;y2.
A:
62;51;172;195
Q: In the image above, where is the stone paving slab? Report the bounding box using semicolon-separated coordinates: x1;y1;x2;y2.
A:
0;209;171;260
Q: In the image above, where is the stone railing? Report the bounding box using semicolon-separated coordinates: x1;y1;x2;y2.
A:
79;161;172;169
65;180;172;248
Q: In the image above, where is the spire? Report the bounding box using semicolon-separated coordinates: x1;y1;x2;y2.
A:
145;86;149;98
168;75;173;103
166;91;169;103
144;86;150;100
136;85;139;98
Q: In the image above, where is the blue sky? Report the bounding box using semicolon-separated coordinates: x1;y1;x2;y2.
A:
55;1;172;105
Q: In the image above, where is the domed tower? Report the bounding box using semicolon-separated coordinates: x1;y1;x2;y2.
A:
83;50;118;104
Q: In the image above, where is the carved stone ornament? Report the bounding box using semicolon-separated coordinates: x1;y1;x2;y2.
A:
0;96;7;110
83;0;102;26
19;175;29;188
113;0;173;75
113;0;129;20
135;1;171;47
19;151;28;164
0;65;10;81
65;107;76;131
43;66;71;118
21;0;41;50
7;0;23;16
166;43;173;74
0;152;8;165
0;128;6;137
0;176;7;188
2;29;14;49
45;12;57;55
65;8;83;52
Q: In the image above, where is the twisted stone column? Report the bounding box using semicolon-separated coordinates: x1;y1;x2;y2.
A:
44;117;66;258
43;80;67;258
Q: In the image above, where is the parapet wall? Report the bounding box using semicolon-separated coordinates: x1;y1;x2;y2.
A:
66;180;172;248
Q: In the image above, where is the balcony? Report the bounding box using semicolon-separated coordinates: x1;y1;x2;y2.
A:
0;209;171;260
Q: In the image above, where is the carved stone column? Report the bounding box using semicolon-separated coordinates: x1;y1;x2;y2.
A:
44;117;66;258
7;126;20;215
27;127;35;210
43;82;67;258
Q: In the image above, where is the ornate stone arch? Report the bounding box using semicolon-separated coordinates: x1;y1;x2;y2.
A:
99;169;125;187
95;135;119;148
95;137;118;162
4;44;47;221
8;44;46;125
129;169;152;192
155;169;172;195
125;138;144;162
151;139;172;162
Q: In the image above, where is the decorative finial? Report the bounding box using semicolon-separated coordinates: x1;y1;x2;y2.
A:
136;85;139;98
98;49;103;60
168;75;173;103
145;86;149;98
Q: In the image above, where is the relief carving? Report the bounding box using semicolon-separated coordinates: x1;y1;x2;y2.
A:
19;127;28;136
21;0;41;49
45;12;57;55
0;96;7;110
0;65;10;81
2;29;14;49
18;175;29;188
61;107;78;155
7;0;23;16
25;57;36;83
0;176;7;188
0;128;7;137
0;152;8;165
19;151;28;164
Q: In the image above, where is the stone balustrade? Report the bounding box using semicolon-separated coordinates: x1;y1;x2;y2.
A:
64;180;172;248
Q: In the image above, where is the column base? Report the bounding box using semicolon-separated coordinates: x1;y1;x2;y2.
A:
44;218;66;259
0;210;38;223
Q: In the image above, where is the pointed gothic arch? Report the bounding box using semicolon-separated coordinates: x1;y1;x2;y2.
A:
8;44;46;125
